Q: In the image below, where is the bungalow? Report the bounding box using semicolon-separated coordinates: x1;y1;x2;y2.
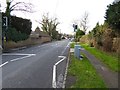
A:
30;27;51;43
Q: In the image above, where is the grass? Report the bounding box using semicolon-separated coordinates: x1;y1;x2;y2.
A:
68;53;107;88
70;42;75;48
80;44;119;72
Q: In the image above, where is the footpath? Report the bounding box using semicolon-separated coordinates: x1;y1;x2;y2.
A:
66;48;118;88
81;49;118;88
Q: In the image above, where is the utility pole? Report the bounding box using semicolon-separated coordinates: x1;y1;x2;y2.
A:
0;13;2;51
1;0;10;49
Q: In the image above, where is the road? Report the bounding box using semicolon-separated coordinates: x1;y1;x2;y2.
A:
1;39;70;88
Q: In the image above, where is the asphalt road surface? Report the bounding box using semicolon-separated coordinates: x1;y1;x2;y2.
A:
1;39;70;88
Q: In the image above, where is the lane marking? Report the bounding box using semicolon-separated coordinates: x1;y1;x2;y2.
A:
0;61;9;68
55;56;66;65
2;53;36;67
62;49;70;88
2;53;35;56
10;54;36;62
52;56;66;88
52;65;57;88
61;42;70;55
52;42;70;88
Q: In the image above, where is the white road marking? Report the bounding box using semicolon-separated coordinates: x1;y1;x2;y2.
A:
52;56;66;88
52;65;57;88
0;61;9;68
55;56;66;65
61;42;70;55
62;51;70;88
52;42;70;88
2;53;36;66
10;54;36;62
2;53;35;56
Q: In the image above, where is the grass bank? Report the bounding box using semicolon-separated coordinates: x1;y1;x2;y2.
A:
81;44;119;72
67;53;106;88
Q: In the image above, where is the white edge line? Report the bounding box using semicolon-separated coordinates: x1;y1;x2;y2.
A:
10;54;36;62
62;50;70;88
52;65;56;88
61;42;70;55
52;56;66;88
52;42;70;88
0;61;9;68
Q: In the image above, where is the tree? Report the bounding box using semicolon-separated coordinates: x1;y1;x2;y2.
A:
76;28;85;38
75;28;85;42
5;0;33;29
80;12;89;33
38;13;59;39
105;1;120;32
5;0;34;16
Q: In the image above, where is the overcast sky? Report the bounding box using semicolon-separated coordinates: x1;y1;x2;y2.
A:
1;0;114;34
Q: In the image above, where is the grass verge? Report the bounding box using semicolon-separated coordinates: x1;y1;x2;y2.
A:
67;53;106;88
81;44;119;72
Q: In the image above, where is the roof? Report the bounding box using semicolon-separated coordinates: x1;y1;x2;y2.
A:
30;28;50;38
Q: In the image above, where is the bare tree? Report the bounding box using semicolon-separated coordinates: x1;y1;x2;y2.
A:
80;11;89;33
5;0;34;16
36;13;59;38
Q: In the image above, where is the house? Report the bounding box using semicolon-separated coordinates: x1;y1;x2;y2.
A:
30;27;51;43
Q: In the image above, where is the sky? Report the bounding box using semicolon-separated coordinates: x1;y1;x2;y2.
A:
0;0;115;34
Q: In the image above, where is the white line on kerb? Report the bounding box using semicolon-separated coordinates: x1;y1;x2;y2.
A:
52;56;66;88
0;61;9;68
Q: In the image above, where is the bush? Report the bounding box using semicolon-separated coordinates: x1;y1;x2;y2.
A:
6;28;29;42
102;29;113;51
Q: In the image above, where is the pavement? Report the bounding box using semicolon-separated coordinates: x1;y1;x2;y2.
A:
66;48;118;88
1;39;70;88
81;49;118;88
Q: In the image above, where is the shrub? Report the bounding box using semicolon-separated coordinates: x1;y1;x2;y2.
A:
102;29;113;51
6;28;29;42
